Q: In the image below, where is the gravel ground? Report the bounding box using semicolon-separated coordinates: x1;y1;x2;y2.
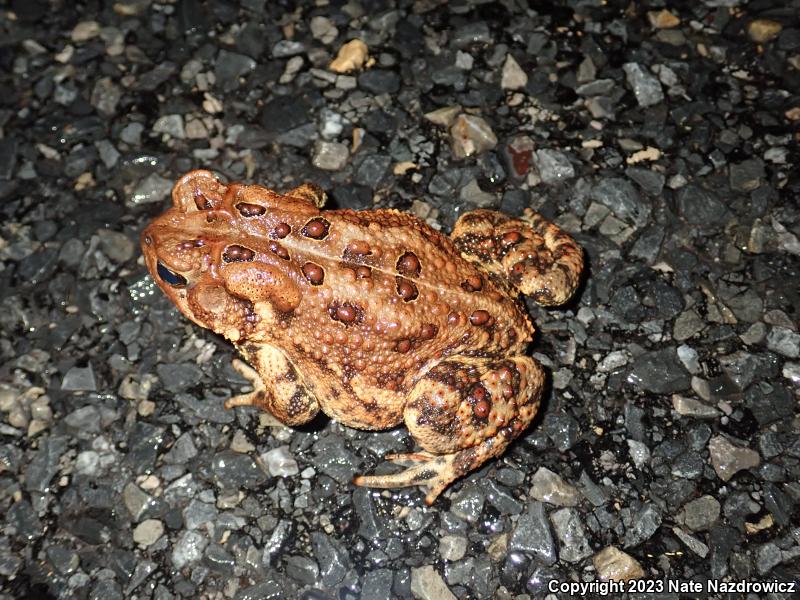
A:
1;1;799;599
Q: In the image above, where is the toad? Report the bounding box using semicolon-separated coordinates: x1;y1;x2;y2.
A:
141;170;583;503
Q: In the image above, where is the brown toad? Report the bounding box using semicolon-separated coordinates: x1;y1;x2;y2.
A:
141;170;583;503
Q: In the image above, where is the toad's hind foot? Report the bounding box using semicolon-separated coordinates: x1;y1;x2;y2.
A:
353;452;457;505
385;451;437;463
353;443;497;505
451;208;583;306
286;182;327;208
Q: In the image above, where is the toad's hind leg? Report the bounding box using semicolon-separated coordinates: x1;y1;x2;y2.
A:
353;356;544;504
226;345;320;426
451;209;583;306
286;182;327;208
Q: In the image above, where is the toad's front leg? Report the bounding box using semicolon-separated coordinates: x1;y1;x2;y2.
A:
353;355;544;504
226;344;320;426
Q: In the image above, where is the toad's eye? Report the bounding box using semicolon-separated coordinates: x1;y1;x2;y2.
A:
157;262;187;287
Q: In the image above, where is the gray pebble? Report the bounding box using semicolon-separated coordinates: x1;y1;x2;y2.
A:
590;177;650;227
542;413;580;451
533;149;575;184
64;405;101;433
509;501;557;565
312;532;350;587
452;22;492;47
261;446;300;477
8;500;43;541
625;166;665;195
171;530;208;569
354;154;391;187
730;158;765;192
411;564;457;600
708;435;760;481
755;542;783;576
358;70;401;94
312;141;349;171
676;185;728;225
90;77;122;117
152;114;186;139
623;62;664;107
310;435;358;484
156;363;204;394
627;347;691;394
182;499;217;531
766;326;800;358
46;544;80;575
119;122;145;145
215;50;256;90
484;480;523;514
439;535;468;562
285;555;319;585
25;435;68;493
362;568;394;599
624;504;662;547
130;173;173;205
61;366;97;392
272;40;305;58
163;433;199;464
550;508;592;562
679;495;721;531
530;467;580;507
449;484;485;523
0;137;18;179
211;450;267;490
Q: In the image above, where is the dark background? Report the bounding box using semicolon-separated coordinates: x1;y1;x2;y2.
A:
0;1;798;598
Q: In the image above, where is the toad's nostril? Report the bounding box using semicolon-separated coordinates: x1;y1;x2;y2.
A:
194;191;213;210
157;262;188;287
